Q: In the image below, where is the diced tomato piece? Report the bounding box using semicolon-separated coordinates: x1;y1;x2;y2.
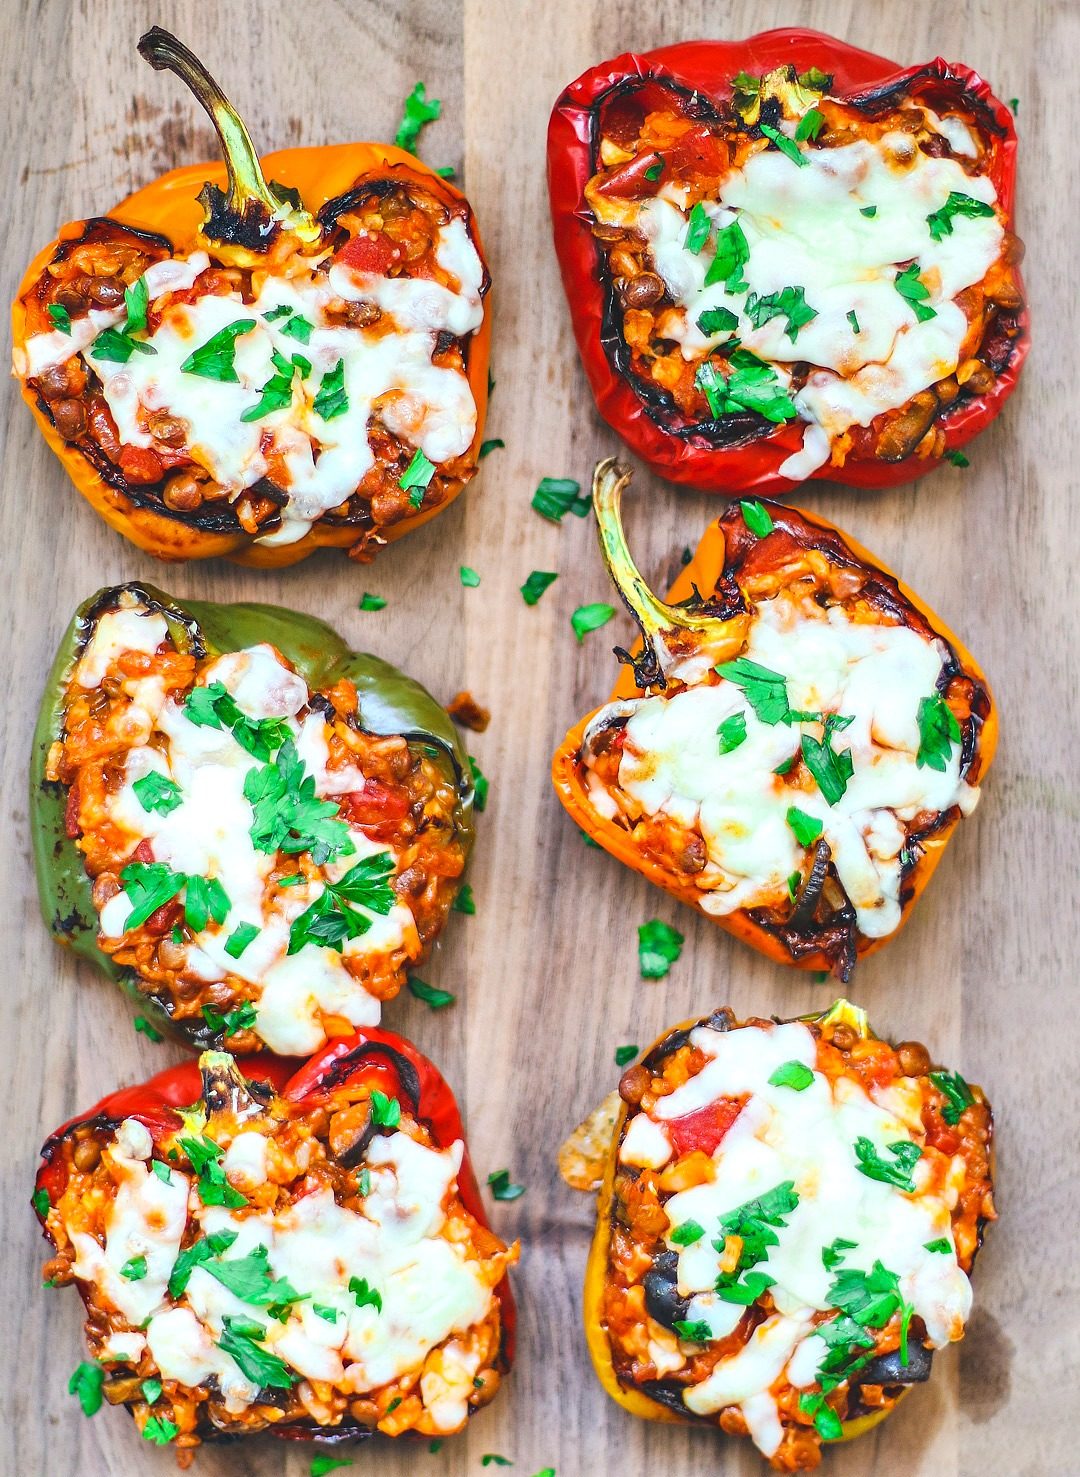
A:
119;445;165;485
339;781;410;831
336;232;402;275
64;782;81;840
667;1097;744;1157
667;123;727;178
145;901;181;936
132;839;154;864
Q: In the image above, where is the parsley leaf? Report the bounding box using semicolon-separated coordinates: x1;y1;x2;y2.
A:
460;565;481;587
673;1318;712;1342
244;738;352;865
847;308;861;334
571;603;615;642
32;1187;50;1217
313;359;348;420
860;204;878;218
532;476;590;522
947;449;970;467
280;313;314;345
927;190;995;241
399;446;435;506
894;262;937;322
703;218;750;291
395;81;441;154
696;349;798;422
143;1414;179;1444
287;852;396;956
826;1259;905;1329
786;806;823;847
180;319;255;380
801;714;855;805
408;976;456;1009
68;1361;104;1416
132;771;182;816
717;711;748;754
205;1242;303;1310
452;883;475;915
169;1229;240;1297
916;693;961;771
795;108;825;141
133;1016;163;1043
683;200;712;254
183;874;231;934
223;923;259;960
119;861;186;930
925;1237;952;1254
821;1237;857;1270
740;499;774;537
669;1219;705;1246
638;918;684;979
479;438;504;459
768;1060;814;1091
358;592;387;611
614;1044;638;1067
715;657;791;725
183;681;292;761
468;754;489;811
853;1136;921;1192
711;1182;799;1301
124;276;149;336
744;285;817;341
370;1089;401;1128
311;1460;354;1477
241;349;309;422
521;570;558;605
48;302;73;334
929;1069;974;1125
487;1169;525;1201
759;123;806;166
178;1135;248;1209
141;1377;162;1405
218;1315;296;1388
697;304;739;337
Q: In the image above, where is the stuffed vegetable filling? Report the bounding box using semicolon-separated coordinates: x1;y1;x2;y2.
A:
607;1010;993;1468
585;66;1023;476
47;594;466;1053
576;526;989;962
40;1061;514;1451
14;176;486;548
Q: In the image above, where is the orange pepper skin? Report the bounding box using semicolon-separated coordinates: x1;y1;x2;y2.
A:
552;503;998;974
11;144;491;566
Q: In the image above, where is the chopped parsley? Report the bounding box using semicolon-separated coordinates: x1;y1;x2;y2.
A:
452;883;476;914
312;358;348;420
141;1377;163;1405
125;275;150;334
201;1242;303;1312
280;313;314;344
183;874;230;934
847;308;860;334
311;1458;353;1476
150;1160;172;1185
218;1315;296;1388
716;711;747;754
133;1016;163;1043
853;1135;921;1192
927;190;995;242
614;1044;638;1067
637;918;684;979
358;592;387;611
287;852;396;955
47;303;72;334
223;923;260;960
183;680;292;761
241;349;309;422
202;1000;258;1036
696;304;739;337
695;350;798;423
799;1393;843;1442
744;285;817;341
370;1089;401;1128
703;218;750;291
644;161;664;181
312;1304;340;1323
786;806;823;847
408;976;456;1009
894;262;937;322
180;319;255;380
68;1360;105;1416
132;771;183;816
395;81;441;154
795;108;825;141
521;570;558;605
929;1069;975;1125
669;1219;705;1246
801;713;855;804
768;1060;814;1091
787;869;801;900
487;1169;525;1201
712;1182;799;1302
673;1318;712;1342
479;438;504;459
460;565;481;587
142;1414;180;1445
119;861;186;931
947;449;970;467
916;693;961;771
468;754;489;811
481;1457;512;1468
32;1187;50;1217
759;122;806;166
399;446;435;506
348;1276;383;1313
570;603;615;642
245;737;352;864
532;476;589;522
821;1237;857;1270
925;1238;952;1254
715;657;791;725
178;1136;247;1210
860;204;878;218
740;499;774;537
683;200;712;254
90;325;156;363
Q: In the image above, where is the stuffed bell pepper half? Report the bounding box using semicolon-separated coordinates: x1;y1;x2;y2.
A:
12;29;490;565
548;30;1026;492
32;584;474;1053
34;1035;516;1458
559;1000;993;1469
552;461;996;977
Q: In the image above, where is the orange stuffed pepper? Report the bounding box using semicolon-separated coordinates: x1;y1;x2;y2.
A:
11;29;491;567
553;460;996;977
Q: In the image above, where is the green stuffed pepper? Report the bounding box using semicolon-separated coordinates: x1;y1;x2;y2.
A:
32;583;473;1054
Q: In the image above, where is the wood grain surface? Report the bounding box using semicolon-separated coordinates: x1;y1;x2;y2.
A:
1;1;1076;1473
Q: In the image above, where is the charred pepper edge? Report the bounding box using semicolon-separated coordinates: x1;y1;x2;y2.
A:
11;34;492;566
574;998;993;1445
546;30;1029;493
30;583;475;1049
550;459;998;975
33;1028;516;1445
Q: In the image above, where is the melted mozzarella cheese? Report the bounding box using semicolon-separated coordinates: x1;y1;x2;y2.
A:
70;1119;189;1325
624;120;1002;476
85;605;417;1054
20;224;483;544
618;1022;974;1450
587;592;978;939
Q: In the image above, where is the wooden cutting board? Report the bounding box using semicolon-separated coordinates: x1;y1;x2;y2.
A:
2;1;1075;1473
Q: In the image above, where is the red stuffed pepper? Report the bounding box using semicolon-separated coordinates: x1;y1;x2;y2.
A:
548;30;1027;492
33;1034;516;1461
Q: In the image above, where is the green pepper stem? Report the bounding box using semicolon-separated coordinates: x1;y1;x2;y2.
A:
138;27;317;245
592;457;744;690
198;1050;269;1121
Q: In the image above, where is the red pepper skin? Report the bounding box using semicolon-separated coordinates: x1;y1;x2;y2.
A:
34;1028;515;1438
547;29;1028;494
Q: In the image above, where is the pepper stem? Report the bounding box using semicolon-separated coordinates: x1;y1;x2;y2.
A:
592;457;746;690
198;1050;271;1122
138;27;318;249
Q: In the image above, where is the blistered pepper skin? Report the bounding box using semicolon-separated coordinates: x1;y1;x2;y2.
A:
31;584;475;1044
548;28;1027;493
12;143;492;564
33;1027;515;1446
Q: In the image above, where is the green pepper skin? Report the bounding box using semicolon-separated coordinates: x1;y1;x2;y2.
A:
31;582;474;1048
